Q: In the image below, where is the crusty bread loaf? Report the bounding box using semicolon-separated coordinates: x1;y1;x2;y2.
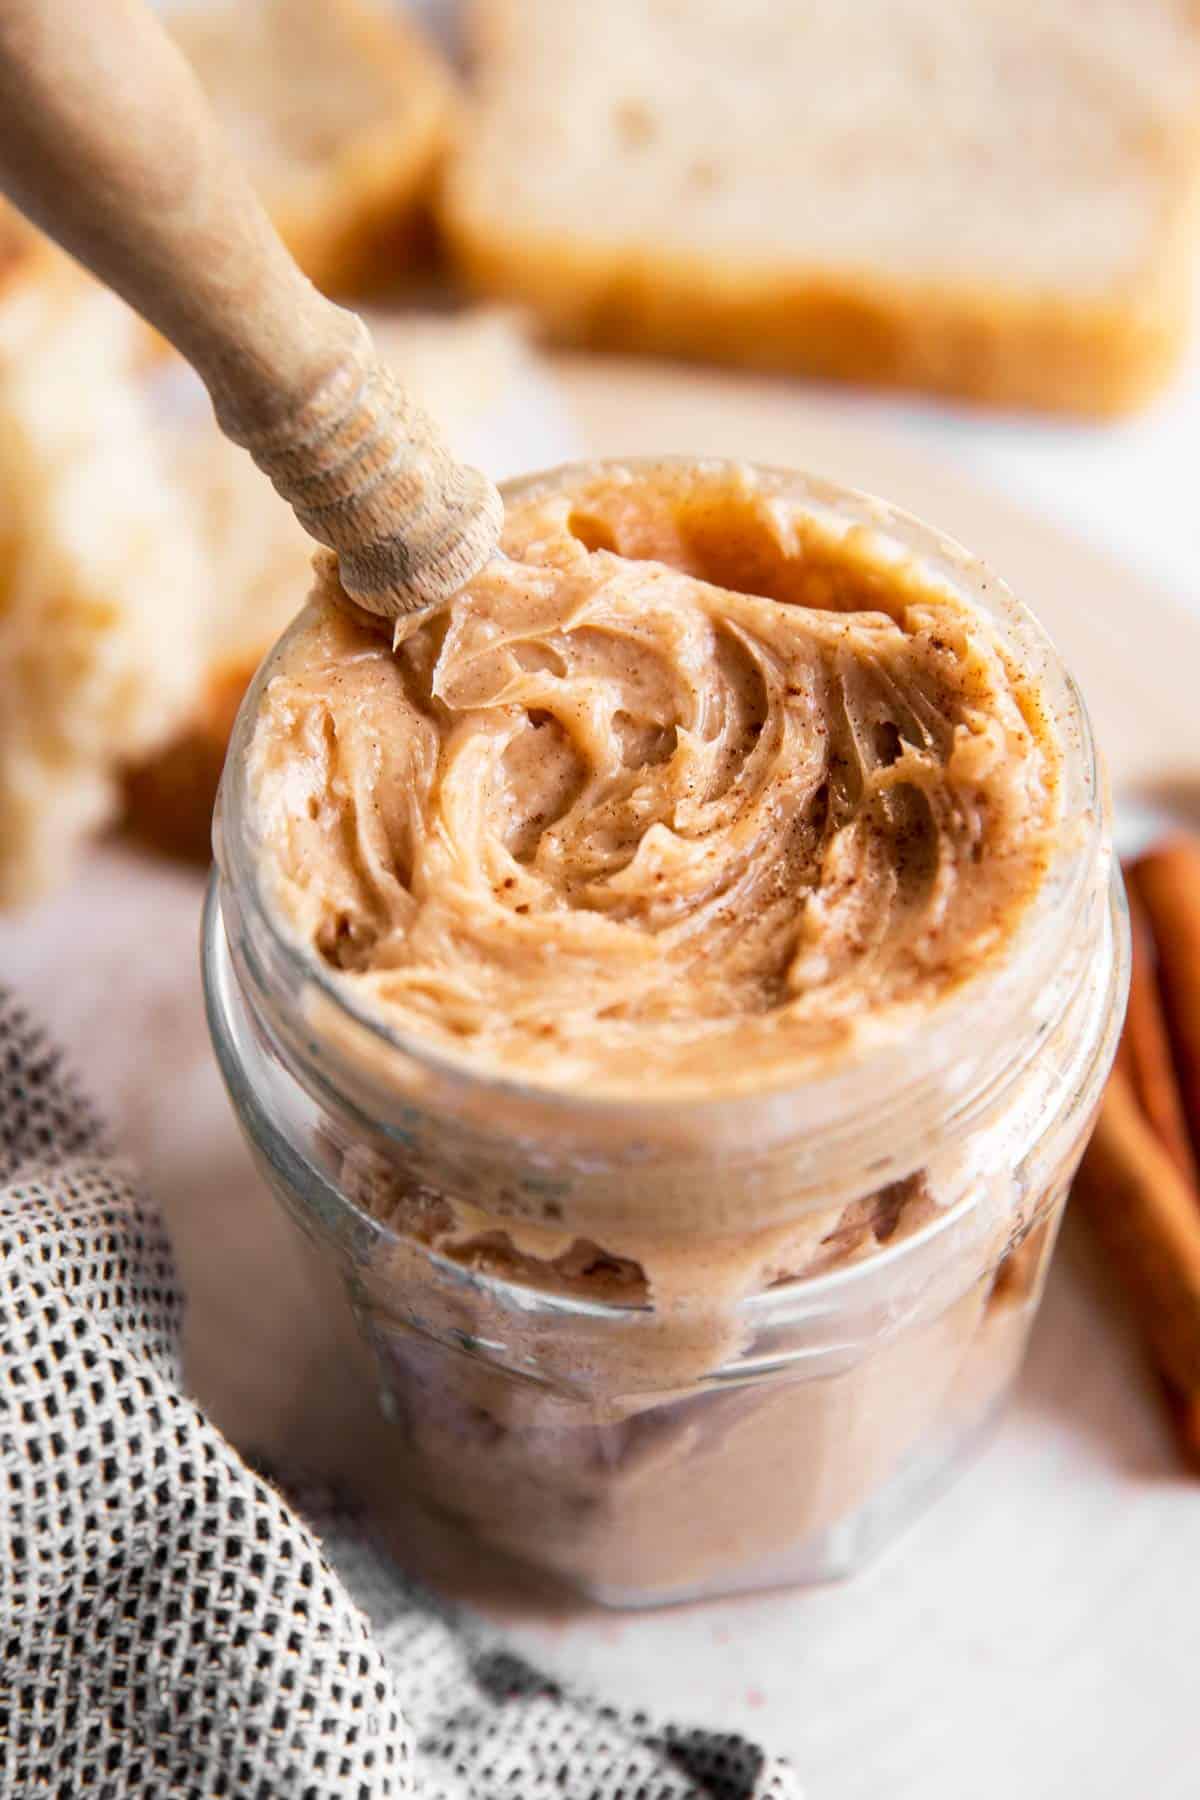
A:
122;308;542;864
167;0;456;294
0;214;208;908
442;0;1200;414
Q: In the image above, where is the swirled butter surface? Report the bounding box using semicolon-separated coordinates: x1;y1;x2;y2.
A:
247;461;1061;1098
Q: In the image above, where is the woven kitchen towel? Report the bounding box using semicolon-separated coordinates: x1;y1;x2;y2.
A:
0;987;800;1799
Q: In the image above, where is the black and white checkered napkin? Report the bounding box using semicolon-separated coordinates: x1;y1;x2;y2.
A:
0;988;800;1798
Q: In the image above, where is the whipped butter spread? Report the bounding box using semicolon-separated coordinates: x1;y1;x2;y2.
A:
248;461;1062;1100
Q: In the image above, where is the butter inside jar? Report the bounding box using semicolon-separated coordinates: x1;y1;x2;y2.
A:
248;459;1062;1099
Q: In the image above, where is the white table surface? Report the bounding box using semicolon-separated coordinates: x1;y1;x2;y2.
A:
4;306;1200;1797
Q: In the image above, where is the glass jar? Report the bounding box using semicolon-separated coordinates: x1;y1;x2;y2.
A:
203;462;1128;1608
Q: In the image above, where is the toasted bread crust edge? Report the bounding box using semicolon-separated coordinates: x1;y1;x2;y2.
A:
440;202;1196;417
122;658;258;865
276;117;447;297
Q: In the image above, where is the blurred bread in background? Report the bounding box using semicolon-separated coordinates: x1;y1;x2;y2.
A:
167;0;456;294
442;0;1200;414
123;307;545;864
0;201;546;893
0;211;208;909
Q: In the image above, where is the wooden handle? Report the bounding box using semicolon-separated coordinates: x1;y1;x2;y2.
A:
0;0;502;618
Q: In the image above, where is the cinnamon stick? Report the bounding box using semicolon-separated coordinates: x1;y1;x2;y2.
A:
1121;884;1199;1187
1165;1387;1200;1475
1073;1068;1200;1401
1129;837;1200;1172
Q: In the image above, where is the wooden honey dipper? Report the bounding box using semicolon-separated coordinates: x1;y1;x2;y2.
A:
0;0;503;622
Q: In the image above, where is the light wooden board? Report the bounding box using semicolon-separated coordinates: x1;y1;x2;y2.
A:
3;361;1199;1800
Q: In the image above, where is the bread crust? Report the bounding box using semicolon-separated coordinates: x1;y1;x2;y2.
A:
123;659;258;866
443;218;1194;416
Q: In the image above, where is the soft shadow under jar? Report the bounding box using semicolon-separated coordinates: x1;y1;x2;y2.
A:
203;459;1127;1606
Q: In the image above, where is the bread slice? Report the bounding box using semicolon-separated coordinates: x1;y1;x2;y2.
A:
442;0;1200;414
0;213;209;909
167;0;456;294
122;308;549;864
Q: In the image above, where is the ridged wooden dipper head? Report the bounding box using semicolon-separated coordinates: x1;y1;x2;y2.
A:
0;0;503;623
211;310;505;618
